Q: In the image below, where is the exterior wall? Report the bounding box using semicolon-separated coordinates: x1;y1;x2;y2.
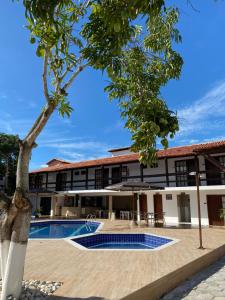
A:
146;188;225;226
143;159;167;187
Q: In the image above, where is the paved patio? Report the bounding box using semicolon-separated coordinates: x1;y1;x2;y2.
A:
24;220;225;300
162;255;225;300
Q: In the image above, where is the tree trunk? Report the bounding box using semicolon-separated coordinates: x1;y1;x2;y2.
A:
0;142;32;299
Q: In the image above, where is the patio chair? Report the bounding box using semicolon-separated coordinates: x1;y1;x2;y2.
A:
146;212;155;226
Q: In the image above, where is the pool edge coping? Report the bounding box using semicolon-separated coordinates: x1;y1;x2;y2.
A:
29;219;104;241
66;232;179;252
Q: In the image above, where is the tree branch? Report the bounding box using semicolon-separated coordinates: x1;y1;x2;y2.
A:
24;103;55;147
59;55;85;86
63;63;88;91
186;0;200;13
42;50;50;103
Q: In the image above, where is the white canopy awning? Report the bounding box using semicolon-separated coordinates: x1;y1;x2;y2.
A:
56;189;134;197
163;185;225;192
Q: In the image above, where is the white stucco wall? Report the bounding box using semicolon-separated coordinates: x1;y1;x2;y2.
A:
146;187;225;226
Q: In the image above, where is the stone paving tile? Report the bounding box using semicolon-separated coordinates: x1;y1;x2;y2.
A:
161;256;225;300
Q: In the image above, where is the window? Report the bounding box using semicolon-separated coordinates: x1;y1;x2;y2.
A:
95;169;103;189
166;194;172;200
74;171;79;176
121;166;129;181
56;173;67;191
175;159;195;187
176;161;188;187
29;175;43;190
29;176;35;189
205;155;225;185
112;167;121;184
81;170;86;175
95;168;109;189
35;175;43;189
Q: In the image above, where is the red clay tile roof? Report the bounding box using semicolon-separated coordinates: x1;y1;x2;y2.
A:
30;140;225;174
30;153;139;174
193;140;225;153
46;158;71;166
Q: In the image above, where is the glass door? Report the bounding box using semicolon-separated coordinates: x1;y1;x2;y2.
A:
177;193;191;223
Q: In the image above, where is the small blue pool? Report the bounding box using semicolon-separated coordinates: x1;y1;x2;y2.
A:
72;233;175;250
29;220;101;239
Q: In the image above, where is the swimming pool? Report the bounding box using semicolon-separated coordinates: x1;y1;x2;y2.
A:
71;233;177;250
29;220;101;239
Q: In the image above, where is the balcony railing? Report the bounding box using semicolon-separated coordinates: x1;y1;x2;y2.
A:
29;170;225;192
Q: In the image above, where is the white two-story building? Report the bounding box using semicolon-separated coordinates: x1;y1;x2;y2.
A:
29;140;225;227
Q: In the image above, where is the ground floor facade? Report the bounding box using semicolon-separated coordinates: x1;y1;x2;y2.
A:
29;185;225;227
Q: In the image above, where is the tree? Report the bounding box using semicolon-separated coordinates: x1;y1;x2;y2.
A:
0;133;19;195
0;0;183;298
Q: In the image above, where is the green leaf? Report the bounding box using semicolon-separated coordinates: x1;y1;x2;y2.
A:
36;46;45;58
30;36;36;44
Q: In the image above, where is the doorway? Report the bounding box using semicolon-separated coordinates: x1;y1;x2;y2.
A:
112;167;121;184
40;197;51;215
140;194;147;217
177;193;191;223
154;194;163;218
207;195;224;226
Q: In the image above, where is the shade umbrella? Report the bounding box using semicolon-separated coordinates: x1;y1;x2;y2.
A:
105;181;163;191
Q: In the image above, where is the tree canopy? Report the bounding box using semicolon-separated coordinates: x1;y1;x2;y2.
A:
0;133;19;194
21;0;183;164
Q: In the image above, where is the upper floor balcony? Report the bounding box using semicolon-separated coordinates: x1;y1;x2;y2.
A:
29;141;225;193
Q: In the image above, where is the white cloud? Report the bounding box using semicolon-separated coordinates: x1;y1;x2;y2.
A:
0;93;7;100
29;101;38;108
59;150;105;162
0;113;32;136
47;141;110;150
104;120;125;134
37;135;116;162
39;136;113;152
177;80;225;136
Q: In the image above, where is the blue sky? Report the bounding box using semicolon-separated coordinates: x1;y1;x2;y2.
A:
1;1;225;170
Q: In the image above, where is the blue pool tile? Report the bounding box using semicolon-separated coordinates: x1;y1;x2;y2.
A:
73;233;174;250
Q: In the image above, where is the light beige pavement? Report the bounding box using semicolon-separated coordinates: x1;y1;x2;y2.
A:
24;220;225;300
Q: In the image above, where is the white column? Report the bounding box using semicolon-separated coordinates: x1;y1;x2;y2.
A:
137;193;141;224
108;195;113;220
50;196;56;217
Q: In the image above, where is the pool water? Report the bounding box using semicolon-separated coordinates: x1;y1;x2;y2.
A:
73;233;174;250
89;242;152;249
29;221;100;239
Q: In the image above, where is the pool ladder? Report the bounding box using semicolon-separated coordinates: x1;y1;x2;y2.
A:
85;214;96;231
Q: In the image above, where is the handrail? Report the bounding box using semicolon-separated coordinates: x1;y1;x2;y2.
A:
85;214;97;231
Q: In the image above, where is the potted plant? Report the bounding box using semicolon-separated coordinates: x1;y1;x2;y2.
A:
34;208;41;218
